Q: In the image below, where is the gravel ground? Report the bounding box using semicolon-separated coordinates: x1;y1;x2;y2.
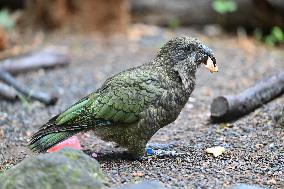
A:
0;26;284;189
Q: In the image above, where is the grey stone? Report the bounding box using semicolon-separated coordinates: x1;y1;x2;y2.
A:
0;147;108;189
228;184;266;189
116;181;167;189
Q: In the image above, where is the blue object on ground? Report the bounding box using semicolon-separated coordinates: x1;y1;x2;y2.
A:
145;147;153;156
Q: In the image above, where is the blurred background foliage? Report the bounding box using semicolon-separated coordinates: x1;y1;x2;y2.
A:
212;0;238;14
0;9;15;31
0;0;283;52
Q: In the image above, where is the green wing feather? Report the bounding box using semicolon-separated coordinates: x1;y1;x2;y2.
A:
55;68;164;126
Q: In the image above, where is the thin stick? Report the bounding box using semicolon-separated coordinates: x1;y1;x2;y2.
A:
0;70;57;105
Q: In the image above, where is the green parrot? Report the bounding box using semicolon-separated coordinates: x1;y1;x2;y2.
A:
29;36;218;158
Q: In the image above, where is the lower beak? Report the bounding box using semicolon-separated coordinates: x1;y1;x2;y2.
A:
205;57;218;73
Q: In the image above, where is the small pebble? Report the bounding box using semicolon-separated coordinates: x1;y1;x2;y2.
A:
91;152;98;158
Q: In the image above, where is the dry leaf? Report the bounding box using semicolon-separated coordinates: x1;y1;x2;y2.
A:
206;146;225;157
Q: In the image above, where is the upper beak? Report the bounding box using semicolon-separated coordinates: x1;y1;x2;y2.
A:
204;57;218;73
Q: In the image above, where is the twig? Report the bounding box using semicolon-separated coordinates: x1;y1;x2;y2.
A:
210;71;284;121
0;70;57;105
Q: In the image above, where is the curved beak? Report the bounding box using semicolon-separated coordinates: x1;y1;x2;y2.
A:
204;57;218;73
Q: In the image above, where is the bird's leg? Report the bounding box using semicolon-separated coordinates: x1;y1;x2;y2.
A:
128;150;146;160
126;139;148;160
137;106;182;157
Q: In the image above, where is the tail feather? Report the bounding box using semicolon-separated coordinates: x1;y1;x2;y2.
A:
29;119;89;153
29;124;90;145
29;131;79;153
29;116;114;153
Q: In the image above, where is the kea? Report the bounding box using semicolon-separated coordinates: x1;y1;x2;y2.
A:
29;36;218;158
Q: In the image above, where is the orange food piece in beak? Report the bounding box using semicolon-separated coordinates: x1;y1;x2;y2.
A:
47;136;82;153
205;57;218;73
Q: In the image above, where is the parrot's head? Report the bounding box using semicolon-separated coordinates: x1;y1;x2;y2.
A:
157;36;218;73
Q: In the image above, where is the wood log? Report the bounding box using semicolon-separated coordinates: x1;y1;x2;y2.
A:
210;71;284;121
0;49;69;74
69;0;129;34
0;82;17;100
130;0;284;30
22;0;129;34
23;0;71;30
0;70;57;105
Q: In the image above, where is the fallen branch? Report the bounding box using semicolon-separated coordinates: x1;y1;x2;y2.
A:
0;48;70;105
210;71;284;121
0;82;17;100
0;70;58;105
0;49;70;74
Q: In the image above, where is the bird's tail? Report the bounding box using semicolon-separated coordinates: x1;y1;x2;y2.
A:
29;116;91;153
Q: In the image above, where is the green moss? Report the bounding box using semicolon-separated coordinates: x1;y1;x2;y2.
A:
63;151;80;161
70;169;79;181
0;149;107;189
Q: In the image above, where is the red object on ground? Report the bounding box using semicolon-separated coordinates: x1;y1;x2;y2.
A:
47;136;82;153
